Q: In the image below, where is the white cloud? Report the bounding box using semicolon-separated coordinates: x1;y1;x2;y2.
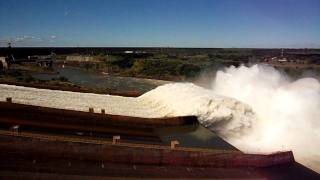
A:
13;35;43;42
0;35;47;46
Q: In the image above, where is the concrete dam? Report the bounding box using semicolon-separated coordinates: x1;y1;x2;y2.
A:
0;83;319;179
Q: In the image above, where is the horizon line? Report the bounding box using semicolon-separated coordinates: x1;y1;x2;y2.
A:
0;46;319;50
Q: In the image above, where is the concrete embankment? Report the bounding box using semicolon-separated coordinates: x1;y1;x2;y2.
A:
0;130;295;168
0;102;197;137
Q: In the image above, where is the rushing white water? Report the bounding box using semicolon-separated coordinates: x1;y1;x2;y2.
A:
139;83;257;137
141;64;320;173
211;64;320;172
140;65;320;172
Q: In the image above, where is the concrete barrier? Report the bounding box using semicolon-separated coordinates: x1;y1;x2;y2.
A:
171;140;179;149
0;102;197;138
0;133;295;168
112;136;121;144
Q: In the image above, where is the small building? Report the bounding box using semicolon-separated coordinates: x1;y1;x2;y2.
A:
278;58;287;62
0;57;8;70
66;55;94;62
124;51;134;54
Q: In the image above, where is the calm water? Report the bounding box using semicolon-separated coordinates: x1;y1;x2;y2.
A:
32;66;167;93
156;124;236;150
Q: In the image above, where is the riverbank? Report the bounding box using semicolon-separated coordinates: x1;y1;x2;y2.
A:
0;64;171;95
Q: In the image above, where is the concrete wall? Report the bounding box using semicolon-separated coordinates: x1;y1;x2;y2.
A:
0;134;295;168
0;102;197;137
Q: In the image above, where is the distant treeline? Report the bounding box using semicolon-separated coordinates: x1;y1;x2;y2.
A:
1;47;320;59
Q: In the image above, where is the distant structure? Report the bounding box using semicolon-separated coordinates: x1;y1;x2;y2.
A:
0;57;8;70
0;43;11;69
3;43;54;67
264;48;287;63
124;50;147;54
66;55;94;62
6;42;15;63
124;50;134;54
278;48;287;62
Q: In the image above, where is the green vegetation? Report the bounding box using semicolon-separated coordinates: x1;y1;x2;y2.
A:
0;68;74;87
4;48;319;83
100;53;236;80
20;49;320;82
105;57;202;80
131;59;202;79
53;49;280;80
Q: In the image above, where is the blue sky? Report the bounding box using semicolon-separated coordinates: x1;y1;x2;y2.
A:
0;0;319;48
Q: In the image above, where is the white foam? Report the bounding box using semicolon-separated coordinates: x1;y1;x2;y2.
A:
138;83;257;137
211;64;320;173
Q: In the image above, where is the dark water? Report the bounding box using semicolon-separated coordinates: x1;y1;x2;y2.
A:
32;67;159;93
156;124;237;150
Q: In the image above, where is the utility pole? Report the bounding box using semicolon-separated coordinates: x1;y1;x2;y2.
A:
7;42;12;57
